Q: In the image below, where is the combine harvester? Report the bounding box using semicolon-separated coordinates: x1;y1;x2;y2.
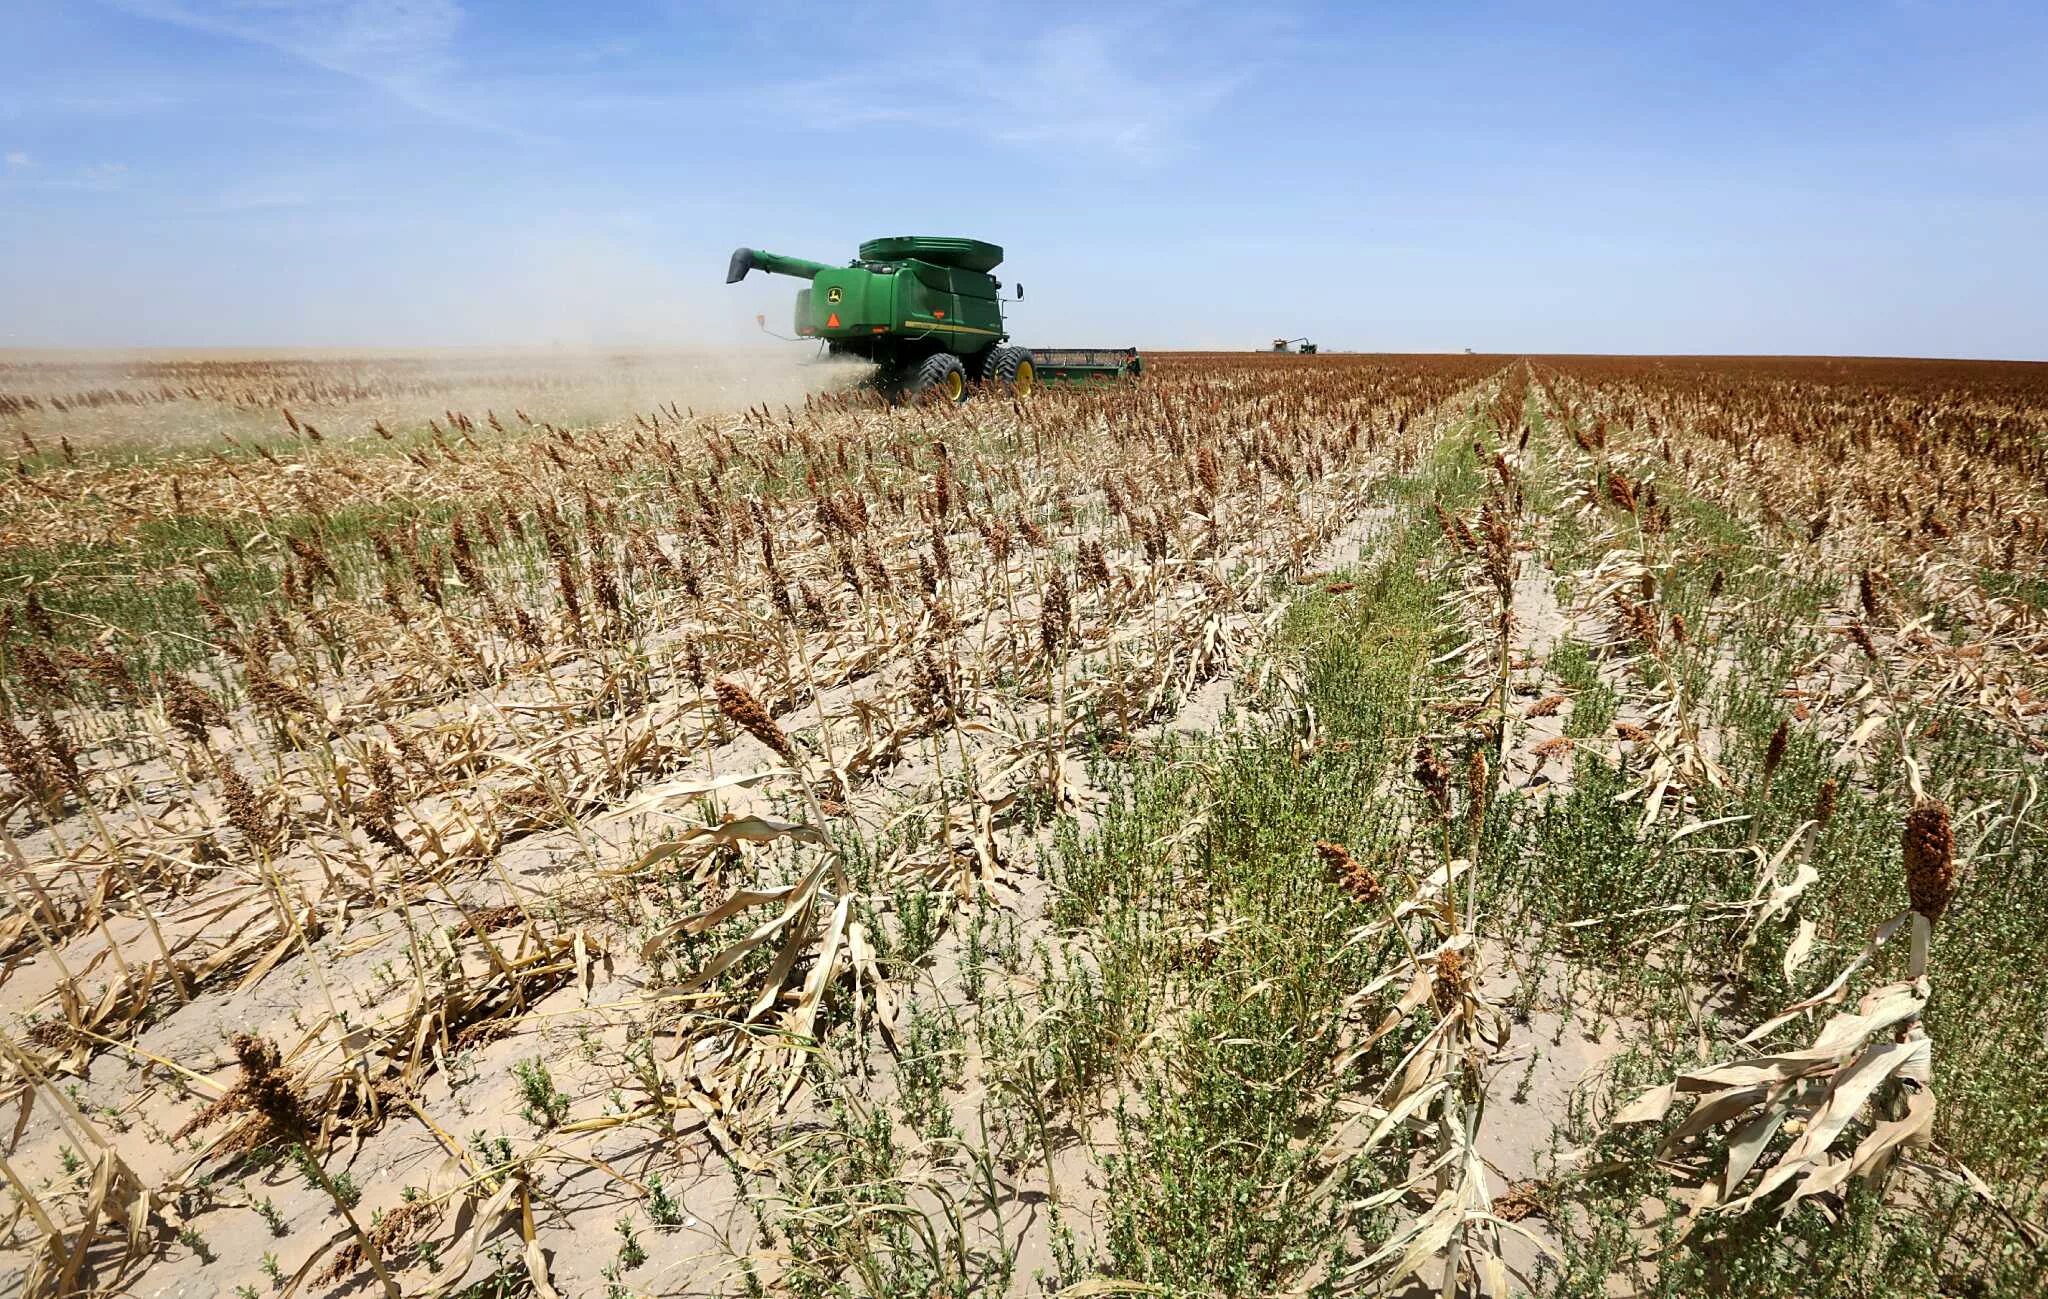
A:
1271;336;1319;355
727;236;1141;402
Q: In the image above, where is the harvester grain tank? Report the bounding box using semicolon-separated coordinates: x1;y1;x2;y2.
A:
726;236;1140;401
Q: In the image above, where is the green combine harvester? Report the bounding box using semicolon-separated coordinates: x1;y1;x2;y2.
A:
726;236;1141;402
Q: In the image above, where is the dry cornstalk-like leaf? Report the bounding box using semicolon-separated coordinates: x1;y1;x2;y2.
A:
1615;914;1940;1221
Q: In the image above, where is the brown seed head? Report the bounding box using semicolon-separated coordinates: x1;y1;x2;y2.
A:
316;1198;440;1289
1902;798;1955;922
861;539;894;595
1481;502;1515;595
932;447;955;520
174;1033;312;1145
21;591;56;640
915;651;955;722
244;658;319;724
162;674;228;742
799;581;829;625
383;723;434;779
588;550;623;619
286;535;338;588
11;641;70;702
1464;749;1489;835
1616;596;1660;651
220;764;279;855
0;713;59;810
1078;539;1111;591
366;746;403;812
1763;719;1790;782
1413;741;1452;814
1814;777;1838;829
1040;568;1071;657
714;679;797;765
984;519;1013;562
1432;502;1468;550
80;648;134;699
1316;840;1382;906
35;711;81;791
1433;947;1468;1017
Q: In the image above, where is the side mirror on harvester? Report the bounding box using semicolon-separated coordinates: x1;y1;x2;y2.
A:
1016;284;1024;300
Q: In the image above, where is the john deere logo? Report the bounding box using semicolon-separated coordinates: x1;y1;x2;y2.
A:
825;286;843;304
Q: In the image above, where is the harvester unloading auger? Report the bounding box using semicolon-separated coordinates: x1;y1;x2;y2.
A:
726;236;1141;402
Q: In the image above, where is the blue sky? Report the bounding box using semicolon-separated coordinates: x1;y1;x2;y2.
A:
2;1;2043;356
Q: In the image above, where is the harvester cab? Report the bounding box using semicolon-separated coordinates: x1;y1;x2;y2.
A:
726;236;1139;402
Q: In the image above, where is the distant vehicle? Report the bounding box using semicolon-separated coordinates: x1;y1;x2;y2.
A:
1271;337;1318;355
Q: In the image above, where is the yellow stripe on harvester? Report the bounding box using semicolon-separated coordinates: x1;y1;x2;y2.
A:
900;320;1000;335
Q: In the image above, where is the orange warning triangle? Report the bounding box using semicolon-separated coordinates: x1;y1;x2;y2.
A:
826;312;841;327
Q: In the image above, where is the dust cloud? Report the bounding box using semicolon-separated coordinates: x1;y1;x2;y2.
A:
0;346;877;454
1;235;880;452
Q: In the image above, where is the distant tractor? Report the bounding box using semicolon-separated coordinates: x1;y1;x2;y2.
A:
1271;337;1319;355
726;236;1140;402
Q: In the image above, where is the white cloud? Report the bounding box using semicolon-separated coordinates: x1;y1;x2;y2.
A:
8;90;184;119
18;161;132;191
567;4;1287;165
113;0;502;131
972;21;1249;162
103;1;1271;159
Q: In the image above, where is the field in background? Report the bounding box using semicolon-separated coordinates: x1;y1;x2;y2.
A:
2;351;2045;1298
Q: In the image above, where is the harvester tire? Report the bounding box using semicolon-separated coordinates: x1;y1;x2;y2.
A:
910;353;970;405
985;346;1036;398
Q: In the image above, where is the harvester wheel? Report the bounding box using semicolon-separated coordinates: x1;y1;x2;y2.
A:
986;346;1036;398
910;353;970;405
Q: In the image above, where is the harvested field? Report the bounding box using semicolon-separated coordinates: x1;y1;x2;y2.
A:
2;351;2045;1299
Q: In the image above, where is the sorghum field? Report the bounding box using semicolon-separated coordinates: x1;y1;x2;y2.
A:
1;350;2045;1298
